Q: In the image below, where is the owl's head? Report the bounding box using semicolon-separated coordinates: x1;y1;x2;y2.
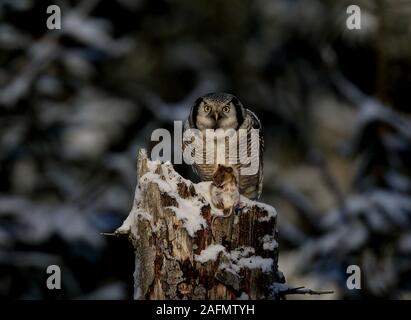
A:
189;93;246;130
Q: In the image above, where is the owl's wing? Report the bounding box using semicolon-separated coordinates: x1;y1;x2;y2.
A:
182;119;188;153
246;109;264;199
182;118;202;179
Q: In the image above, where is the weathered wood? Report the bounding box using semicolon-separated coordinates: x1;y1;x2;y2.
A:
116;149;284;300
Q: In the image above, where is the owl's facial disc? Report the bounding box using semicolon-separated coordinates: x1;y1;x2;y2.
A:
215;102;238;130
192;94;245;130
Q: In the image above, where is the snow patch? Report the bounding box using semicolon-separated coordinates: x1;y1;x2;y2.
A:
195;244;226;263
260;234;278;251
237;256;273;273
222;246;274;274
240;196;277;221
237;292;249;300
138;164;207;237
168;197;207;237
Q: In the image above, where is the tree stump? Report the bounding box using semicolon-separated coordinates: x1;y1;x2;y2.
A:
116;149;284;300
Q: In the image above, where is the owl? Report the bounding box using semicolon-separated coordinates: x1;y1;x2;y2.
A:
183;93;264;200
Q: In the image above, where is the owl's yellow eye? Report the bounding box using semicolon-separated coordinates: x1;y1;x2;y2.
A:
204;105;211;113
223;106;230;113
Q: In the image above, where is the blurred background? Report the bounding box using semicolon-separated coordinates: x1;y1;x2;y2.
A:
1;0;411;299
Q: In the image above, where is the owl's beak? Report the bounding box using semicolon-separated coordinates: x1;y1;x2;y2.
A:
214;112;220;121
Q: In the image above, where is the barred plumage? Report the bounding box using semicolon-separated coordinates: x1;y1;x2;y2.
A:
183;93;264;200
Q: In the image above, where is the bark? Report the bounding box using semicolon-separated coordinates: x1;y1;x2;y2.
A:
116;149;284;300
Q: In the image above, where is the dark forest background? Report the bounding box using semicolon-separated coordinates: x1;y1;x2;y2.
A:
1;0;411;299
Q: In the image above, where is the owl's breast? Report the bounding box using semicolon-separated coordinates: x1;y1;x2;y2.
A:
194;130;261;190
184;107;264;200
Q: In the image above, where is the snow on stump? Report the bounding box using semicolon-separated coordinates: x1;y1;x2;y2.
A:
116;149;284;300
